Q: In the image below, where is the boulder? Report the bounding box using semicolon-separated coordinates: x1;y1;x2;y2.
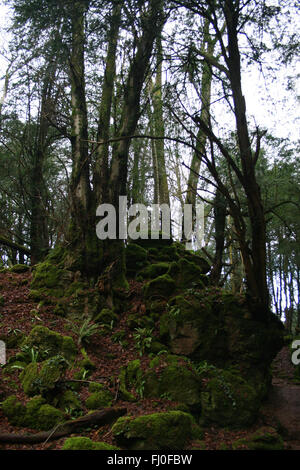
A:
21;325;77;361
111;411;200;450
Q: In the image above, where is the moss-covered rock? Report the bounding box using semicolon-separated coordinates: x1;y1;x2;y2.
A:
85;386;113;409
199;366;259;427
62;437;120;450
141;355;202;411
143;274;176;300
21;355;68;397
36;404;65;430
23;395;46;427
2;396;26;426
21;362;39;396
112;411;199;450
181;250;210;274
159;289;284;400
56;390;82;411
94;308;118;326
118;365;137;402
232;427;284;450
21;325;77;361
2;395;65;430
138;262;170;280
167;258;207;289
125;243;148;277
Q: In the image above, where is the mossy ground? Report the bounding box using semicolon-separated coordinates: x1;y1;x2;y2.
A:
0;249;292;451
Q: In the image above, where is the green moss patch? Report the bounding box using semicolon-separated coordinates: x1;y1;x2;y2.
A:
112;411;199;450
21;325;77;361
62;437;120;450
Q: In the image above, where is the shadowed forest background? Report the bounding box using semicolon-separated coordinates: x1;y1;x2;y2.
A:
0;0;299;451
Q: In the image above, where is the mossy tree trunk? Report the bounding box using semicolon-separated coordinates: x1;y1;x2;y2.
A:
68;2;102;277
105;0;166;296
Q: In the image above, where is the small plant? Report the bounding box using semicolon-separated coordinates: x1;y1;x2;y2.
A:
20;345;40;363
7;327;22;336
133;327;153;356
135;379;146;399
71;318;99;346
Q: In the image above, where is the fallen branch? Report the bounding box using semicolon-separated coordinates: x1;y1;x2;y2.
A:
0;407;127;444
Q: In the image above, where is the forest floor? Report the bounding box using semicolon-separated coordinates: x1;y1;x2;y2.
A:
0;270;299;451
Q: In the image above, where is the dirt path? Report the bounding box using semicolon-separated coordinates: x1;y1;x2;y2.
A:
261;346;300;450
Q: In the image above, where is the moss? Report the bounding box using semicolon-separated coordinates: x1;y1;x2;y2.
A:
180;249;210;273
126;359;143;387
36;404;65;430
85;388;113;409
232;427;284;450
138;262;170;280
1;395;63;431
88;382;105;393
199;367;259;427
0;332;25;349
2;396;26;426
31;261;63;289
125;243;148;277
21;356;68;397
143;357;201;411
23;395;46;427
57;390;81;411
78;349;96;371
118;366;137;402
126;314;154;330
21;362;39;396
112;411;198;450
62;437;120;450
22;325;77;361
0;294;4;306
53;303;67;317
148;340;168;354
143;274;176;300
94;308;118;326
9;264;30;273
37;355;68;394
167;258;207;289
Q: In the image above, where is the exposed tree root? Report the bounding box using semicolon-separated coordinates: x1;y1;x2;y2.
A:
0;407;127;444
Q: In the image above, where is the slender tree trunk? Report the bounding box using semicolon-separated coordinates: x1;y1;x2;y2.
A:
210;189;226;284
105;0;165;295
30;61;56;265
223;1;269;318
93;3;122;205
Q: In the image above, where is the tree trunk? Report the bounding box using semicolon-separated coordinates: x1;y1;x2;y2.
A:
104;0;166;295
93;3;122;206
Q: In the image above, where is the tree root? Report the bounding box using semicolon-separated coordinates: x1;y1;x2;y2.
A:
0;407;127;444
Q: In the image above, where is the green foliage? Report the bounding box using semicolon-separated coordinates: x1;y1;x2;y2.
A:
133;327;153;356
70;318;99;346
